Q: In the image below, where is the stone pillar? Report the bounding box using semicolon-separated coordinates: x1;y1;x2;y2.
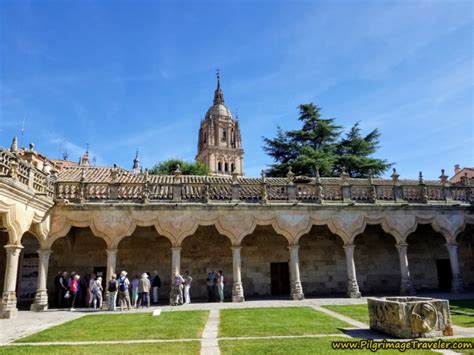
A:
31;249;52;312
288;245;304;300
395;243;415;295
103;248;118;309
343;244;361;298
446;242;464;293
1;244;23;319
171;247;181;279
231;246;245;302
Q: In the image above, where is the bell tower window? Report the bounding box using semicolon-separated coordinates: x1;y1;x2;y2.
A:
221;129;227;142
218;162;222;172
225;163;228;172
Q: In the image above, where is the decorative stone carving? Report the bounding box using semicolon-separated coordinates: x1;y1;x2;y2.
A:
368;297;451;338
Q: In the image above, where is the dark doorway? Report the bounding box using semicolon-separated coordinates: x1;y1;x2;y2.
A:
270;262;290;295
436;259;452;291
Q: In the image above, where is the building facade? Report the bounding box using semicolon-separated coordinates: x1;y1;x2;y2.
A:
0;86;473;319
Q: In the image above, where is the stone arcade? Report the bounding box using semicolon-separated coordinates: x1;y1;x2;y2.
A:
0;79;473;319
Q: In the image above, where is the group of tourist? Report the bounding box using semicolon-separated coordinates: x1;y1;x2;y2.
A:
54;268;225;310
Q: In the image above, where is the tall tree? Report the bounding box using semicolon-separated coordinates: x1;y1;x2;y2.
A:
263;104;391;177
149;159;209;175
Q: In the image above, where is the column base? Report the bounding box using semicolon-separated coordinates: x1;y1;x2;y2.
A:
346;279;361;298
291;292;305;301
232;282;245;302
1;291;18;319
451;276;464;293
31;289;49;312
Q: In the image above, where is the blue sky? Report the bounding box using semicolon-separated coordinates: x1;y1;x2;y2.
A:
0;0;472;179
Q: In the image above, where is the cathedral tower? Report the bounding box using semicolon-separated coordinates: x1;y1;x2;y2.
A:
196;73;244;176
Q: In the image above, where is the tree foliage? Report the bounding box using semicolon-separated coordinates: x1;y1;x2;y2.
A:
263;104;391;177
148;159;210;175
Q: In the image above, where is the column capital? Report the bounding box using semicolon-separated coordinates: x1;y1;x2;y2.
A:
4;244;23;255
231;245;242;251
343;243;355;250
171;246;182;252
106;248;118;255
395;243;408;251
288;245;300;251
445;241;459;248
37;249;53;258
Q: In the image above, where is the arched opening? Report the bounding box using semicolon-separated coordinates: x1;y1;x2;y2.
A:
241;225;289;298
299;225;345;296
181;225;232;301
0;228;7;294
48;227;107;308
457;223;474;289
17;232;40;309
218;162;222;172
407;224;450;292
117;226;171;303
354;225;399;294
224;163;228;172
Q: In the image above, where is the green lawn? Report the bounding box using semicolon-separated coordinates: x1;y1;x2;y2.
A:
16;311;209;343
0;342;200;354
322;304;369;324
450;300;474;328
219;338;435;355
219;307;350;338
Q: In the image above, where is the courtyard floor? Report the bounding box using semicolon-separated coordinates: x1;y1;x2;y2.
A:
0;292;473;354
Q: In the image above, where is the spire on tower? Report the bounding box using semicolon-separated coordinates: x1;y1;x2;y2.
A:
213;69;225;105
132;149;142;174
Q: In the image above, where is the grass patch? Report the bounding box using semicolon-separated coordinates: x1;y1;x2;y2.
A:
322;304;369;324
451;313;474;328
450;300;474;313
219;307;350;338
16;311;208;343
0;342;200;354
219;338;434;355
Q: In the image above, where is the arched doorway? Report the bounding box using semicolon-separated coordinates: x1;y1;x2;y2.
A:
299;225;345;296
16;232;40;309
354;225;400;294
0;230;7;293
48;227;108;308
181;226;232;301
116;226;171;303
241;225;289;298
457;224;474;289
407;224;450;292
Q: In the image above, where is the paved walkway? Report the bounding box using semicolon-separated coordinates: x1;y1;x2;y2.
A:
200;309;220;355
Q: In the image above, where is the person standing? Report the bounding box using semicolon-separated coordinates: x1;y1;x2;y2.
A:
107;274;118;311
152;271;161;304
69;274;80;311
184;271;193;304
87;273;96;308
131;275;139;307
118;271;131;311
207;270;216;302
174;272;185;305
57;271;68;308
92;276;103;309
216;270;224;303
138;272;151;308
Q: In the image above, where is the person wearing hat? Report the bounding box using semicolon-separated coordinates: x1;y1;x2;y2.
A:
118;271;131;311
92;276;103;309
138;272;151;308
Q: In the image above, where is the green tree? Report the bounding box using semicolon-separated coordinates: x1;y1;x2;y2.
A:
263;103;391;177
149;159;209;175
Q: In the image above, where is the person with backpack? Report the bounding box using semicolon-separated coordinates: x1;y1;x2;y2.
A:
107;274;118;311
118;270;131;311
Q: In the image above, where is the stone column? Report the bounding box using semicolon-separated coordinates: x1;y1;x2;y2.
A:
231;246;245;302
171;247;181;278
343;244;361;298
31;249;52;312
1;244;23;319
288;245;304;300
395;243;415;295
103;248;118;309
446;242;464;293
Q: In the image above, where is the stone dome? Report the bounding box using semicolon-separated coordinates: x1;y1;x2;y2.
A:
206;103;233;120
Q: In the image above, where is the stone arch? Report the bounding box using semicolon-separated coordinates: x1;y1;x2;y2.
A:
456;223;474;289
354;225;400;294
407;224;450;292
16;232;40;309
299;225;346;296
241;225;290;297
116;226;172;302
47;226;108;308
181;225;232;300
0;229;9;296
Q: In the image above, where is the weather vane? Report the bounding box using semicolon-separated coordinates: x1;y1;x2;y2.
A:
216;68;220;80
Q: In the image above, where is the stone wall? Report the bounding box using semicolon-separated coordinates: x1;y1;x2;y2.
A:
241;226;289;297
47;227;108;302
355;225;401;294
0;232;7;293
116;226;171;302
407;225;449;291
181;226;233;300
299;226;346;295
458;224;474;289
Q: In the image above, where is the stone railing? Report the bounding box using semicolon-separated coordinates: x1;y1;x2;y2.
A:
0;148;55;198
54;171;472;205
